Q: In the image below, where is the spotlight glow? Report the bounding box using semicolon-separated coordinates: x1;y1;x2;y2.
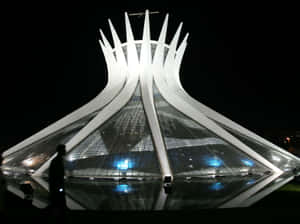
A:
206;157;223;167
115;159;133;170
210;182;224;191
272;155;281;162
246;179;256;185
241;159;254;167
115;184;132;193
22;158;35;167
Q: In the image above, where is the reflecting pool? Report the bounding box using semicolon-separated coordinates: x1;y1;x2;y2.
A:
2;171;299;211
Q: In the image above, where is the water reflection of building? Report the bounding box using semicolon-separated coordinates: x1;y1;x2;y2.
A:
3;173;295;210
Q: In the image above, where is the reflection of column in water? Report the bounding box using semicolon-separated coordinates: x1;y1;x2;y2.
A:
31;176;85;210
154;183;168;210
115;183;133;193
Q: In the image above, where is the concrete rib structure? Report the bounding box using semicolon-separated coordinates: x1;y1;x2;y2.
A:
2;10;300;187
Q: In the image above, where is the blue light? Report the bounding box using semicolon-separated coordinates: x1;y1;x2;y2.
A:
115;184;132;193
210;182;224;191
206;157;223;167
246;179;256;185
115;159;133;170
242;159;254;167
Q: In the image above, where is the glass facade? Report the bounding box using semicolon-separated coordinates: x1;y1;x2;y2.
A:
153;84;269;177
2;114;97;174
220;126;300;171
65;83;161;179
4;81;295;179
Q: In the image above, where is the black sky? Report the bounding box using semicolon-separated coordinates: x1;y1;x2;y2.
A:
1;4;299;151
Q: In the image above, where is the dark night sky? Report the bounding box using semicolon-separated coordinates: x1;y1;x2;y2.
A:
1;4;299;152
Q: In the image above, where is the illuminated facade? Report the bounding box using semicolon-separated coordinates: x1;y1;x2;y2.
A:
2;10;300;185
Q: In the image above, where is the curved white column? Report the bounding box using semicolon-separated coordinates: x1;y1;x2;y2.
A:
139;11;172;179
153;25;283;175
34;20;139;176
3;30;126;159
125;13;140;75
154;59;282;199
167;38;300;164
154;67;282;172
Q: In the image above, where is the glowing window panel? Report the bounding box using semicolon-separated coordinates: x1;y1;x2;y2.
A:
241;159;254;167
246;179;257;185
114;159;133;170
210;182;224;191
22;158;35;167
271;155;281;162
205;157;223;167
115;184;132;193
